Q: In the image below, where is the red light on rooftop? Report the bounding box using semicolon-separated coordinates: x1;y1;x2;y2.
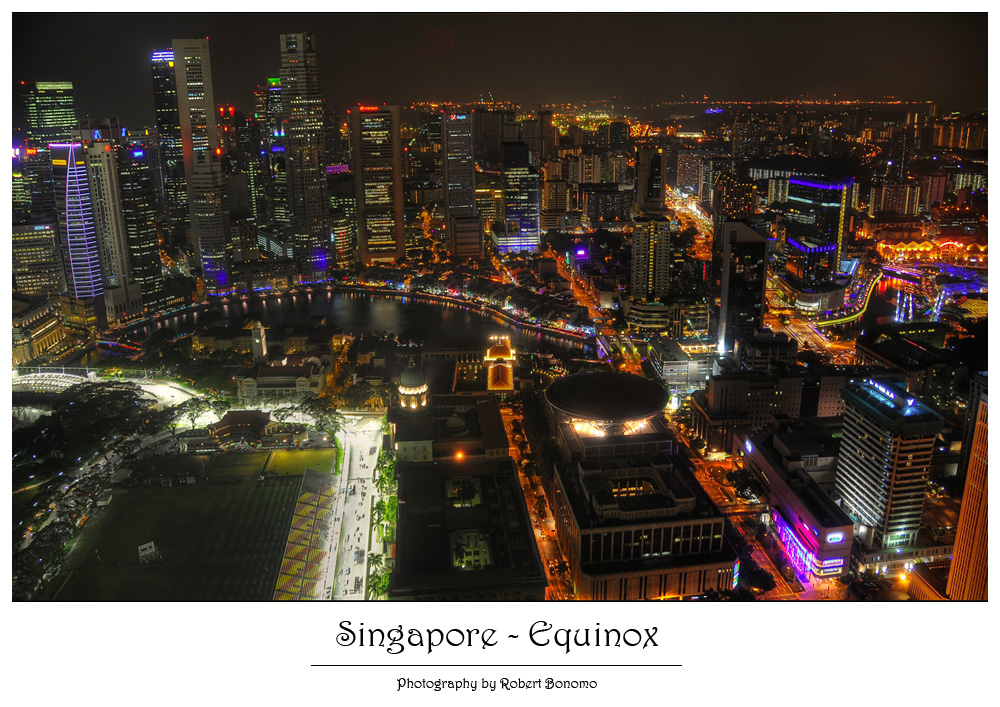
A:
104;144;111;151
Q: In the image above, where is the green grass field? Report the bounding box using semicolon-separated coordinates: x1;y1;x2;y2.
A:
51;478;300;601
139;454;213;479
205;452;271;479
265;449;336;476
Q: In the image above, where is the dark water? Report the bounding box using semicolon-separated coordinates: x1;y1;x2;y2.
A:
99;290;595;362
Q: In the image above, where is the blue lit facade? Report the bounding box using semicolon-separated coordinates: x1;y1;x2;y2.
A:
498;166;540;253
835;380;943;551
786;175;853;271
51;143;103;299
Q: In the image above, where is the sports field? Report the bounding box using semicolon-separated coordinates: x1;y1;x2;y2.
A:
265;449;336;476
205;452;270;479
51;477;300;601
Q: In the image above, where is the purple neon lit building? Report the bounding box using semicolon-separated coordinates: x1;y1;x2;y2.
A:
51;142;104;299
786;175;854;273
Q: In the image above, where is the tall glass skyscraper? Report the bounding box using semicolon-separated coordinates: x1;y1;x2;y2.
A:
717;220;767;353
119;143;167;309
279;33;330;281
21;81;77;224
496;141;540;253
786;175;853;272
50;142;103;300
150;49;187;240
351;104;405;264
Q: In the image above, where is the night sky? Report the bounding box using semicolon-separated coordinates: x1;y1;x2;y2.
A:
13;12;988;130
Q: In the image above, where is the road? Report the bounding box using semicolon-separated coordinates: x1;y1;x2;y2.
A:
330;418;385;600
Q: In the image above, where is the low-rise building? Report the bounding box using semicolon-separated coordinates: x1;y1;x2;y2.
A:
235;356;329;401
13;296;67;365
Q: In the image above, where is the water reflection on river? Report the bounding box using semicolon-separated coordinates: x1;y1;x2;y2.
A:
103;289;595;363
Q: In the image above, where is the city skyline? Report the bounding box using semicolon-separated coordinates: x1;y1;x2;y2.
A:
12;11;988;131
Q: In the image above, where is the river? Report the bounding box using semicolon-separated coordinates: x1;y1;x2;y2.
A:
74;289;596;366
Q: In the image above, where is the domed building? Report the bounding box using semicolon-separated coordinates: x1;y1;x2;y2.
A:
398;359;428;410
484;336;516;391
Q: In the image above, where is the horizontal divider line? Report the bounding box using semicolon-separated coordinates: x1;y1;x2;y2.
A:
311;664;682;667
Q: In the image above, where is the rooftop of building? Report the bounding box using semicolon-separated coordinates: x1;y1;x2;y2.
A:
857;330;961;371
546;371;668;422
842;380;944;434
557;455;721;532
909;561;951;598
390;456;546;598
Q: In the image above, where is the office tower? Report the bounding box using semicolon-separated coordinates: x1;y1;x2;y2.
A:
631;217;678;301
12;159;33;223
836;380;943;551
786;175;853;272
13;223;65;296
118;144;167;310
82;139;144;321
717;220;767;353
21;81;77;224
496;142;540;253
280;33;330;281
172;38;219;179
731;115;763;162
22;81;76;149
675;150;704;195
767;177;789;205
634;146;666;210
150;49;186;239
350;104;405;263
603;121;629;151
189;151;230;294
442;112;477;217
172;38;229;290
957;372;988;488
50;142;103;300
711;171;758;294
947;382;987;600
442;112;482;258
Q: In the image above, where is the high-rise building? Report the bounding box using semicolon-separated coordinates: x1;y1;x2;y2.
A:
13;223;65;297
279;33;330;281
717;220;767;353
118;144;167;310
631;217;678;301
957;372;988;488
634;146;667;210
81;139;144;322
188;150;231;294
350;105;405;263
946;381;987;601
172;38;219;180
442;112;477;217
495;142;540;253
21;81;77;224
442;112;482;259
21;81;77;149
786;175;853;272
150;49;187;240
172;38;229;291
835;380;943;551
50;142;103;300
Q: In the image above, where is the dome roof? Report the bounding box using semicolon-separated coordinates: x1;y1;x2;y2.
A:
545;372;668;423
487;340;512;358
399;363;426;388
446;414;467;431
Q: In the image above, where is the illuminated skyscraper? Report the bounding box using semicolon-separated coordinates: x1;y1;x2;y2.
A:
634;146;667;210
118;144;167;310
81;139;144;322
630;217;678;301
50;143;103;300
717;221;767;353
496;142;540;253
21;81;76;149
13;223;65;297
20;81;77;224
786;175;853;272
947;381;987;601
280;33;330;281
150;49;186;240
835;381;943;552
172;38;229;291
350;104;405;264
442;112;482;259
189;150;231;294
